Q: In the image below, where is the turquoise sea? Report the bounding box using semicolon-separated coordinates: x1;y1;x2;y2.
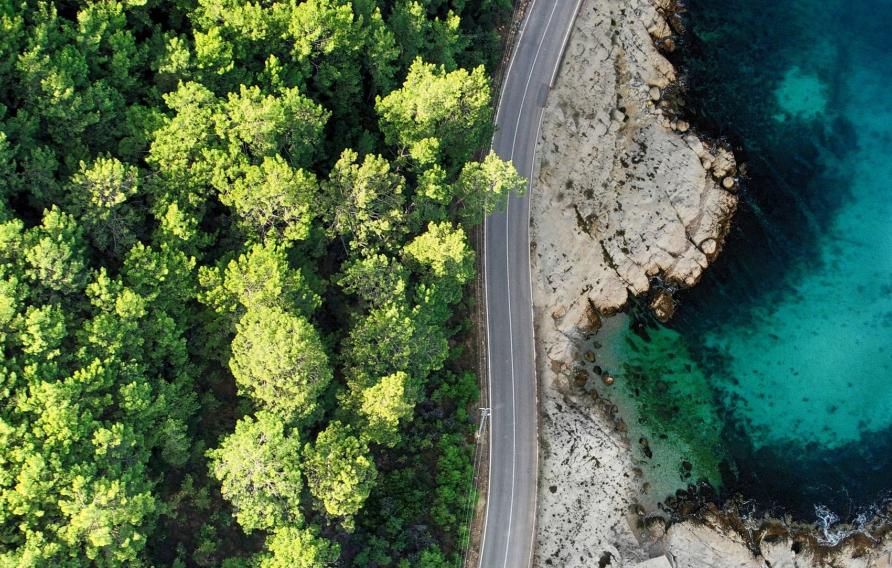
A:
599;0;892;521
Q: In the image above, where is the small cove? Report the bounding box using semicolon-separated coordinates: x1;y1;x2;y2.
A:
594;0;892;522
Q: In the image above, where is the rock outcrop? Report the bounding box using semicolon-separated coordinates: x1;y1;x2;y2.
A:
529;0;892;566
531;0;737;322
530;0;740;565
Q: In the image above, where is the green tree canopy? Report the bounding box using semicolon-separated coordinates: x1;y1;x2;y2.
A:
219;156;319;243
68;155;141;254
324;149;406;252
207;412;303;533
336;252;408;308
303;421;376;525
376;58;493;171
230;306;331;423
257;525;340;568
0;0;509;560
199;241;320;319
24;206;89;295
359;371;419;447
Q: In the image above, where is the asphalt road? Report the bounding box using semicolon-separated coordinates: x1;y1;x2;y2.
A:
479;0;583;566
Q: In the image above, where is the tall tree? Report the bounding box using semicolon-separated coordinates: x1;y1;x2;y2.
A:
257;525;340;568
359;371;419;447
230;306;331;424
303;421;376;527
199;241;320;319
68;155;141;254
324;149;406;252
23;207;89;296
376;58;493;171
455;150;527;225
218;156;319;243
207;412;303;533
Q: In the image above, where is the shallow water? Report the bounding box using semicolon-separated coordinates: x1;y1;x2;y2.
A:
598;0;892;520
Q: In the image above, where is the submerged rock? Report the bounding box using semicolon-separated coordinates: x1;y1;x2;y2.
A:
650;290;676;322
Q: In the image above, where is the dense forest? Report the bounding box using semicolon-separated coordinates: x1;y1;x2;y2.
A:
0;0;524;565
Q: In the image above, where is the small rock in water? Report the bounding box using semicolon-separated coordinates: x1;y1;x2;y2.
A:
602;373;615;386
639;437;653;458
676;120;689;133
722;176;735;189
700;238;718;256
584;350;596;362
644;516;668;539
650;290;676;322
711;147;736;178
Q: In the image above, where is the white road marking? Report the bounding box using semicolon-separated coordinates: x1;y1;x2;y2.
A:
479;0;586;566
502;187;518;568
502;4;560;567
525;3;585;565
493;0;543;126
509;1;560;163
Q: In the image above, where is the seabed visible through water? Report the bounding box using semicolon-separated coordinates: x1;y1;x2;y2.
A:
584;0;892;533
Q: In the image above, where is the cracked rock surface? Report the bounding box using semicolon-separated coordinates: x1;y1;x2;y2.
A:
531;0;737;322
530;0;738;564
530;0;892;566
531;0;736;567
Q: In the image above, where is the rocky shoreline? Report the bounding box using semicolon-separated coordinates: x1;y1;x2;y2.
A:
529;0;892;566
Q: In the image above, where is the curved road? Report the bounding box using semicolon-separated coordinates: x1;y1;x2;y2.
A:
479;0;583;566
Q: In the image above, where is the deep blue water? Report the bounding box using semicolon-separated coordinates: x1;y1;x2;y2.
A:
602;0;892;521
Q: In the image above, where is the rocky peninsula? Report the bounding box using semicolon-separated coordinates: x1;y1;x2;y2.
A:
529;0;892;566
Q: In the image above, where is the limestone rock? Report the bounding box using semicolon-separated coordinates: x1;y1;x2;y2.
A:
759;539;816;567
711;147;737;178
531;0;737;317
579;299;602;332
531;0;738;566
650;290;675;322
632;557;673;568
665;522;762;568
